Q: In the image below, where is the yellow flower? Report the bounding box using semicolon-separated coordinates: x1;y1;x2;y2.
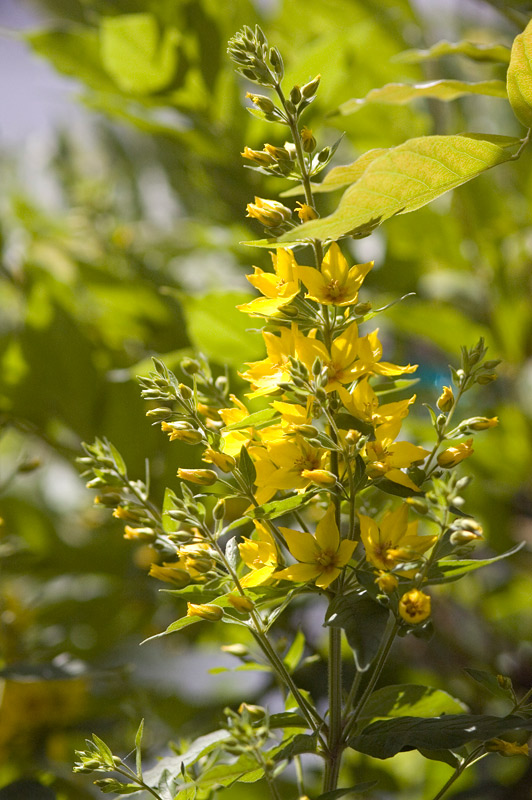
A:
175;543;214;577
186;603;224;621
275;504;356;589
354;329;417;380
202;448;236;473
300;469;337;487
161;422;203;444
246;196;292;227
227;594;255;612
364;419;430;491
358;504;436;572
437;386;454;412
300;126;316;152
296;202;318;222
241;325;298;398
239;522;279;587
485;739;530;757
375;571;398;593
399;589;431;624
252;435;327;493
437;438;474;468
237;249;300;317
338;378;416;427
149;563;191;587
468;416;498;430
123;526;156;542
296;242;373;306
241;146;275;166
219;395;254;457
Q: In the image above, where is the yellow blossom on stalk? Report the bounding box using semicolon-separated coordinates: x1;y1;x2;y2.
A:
149;562;191;587
399;589;431;624
175;543;215;579
186;603;224;621
227;594;255;612
275;504;356;589
358;504;436;572
237;249;300;317
252;435;328;494
296;202;318;222
375;571;398;593
437;386;454;412
301;469;337;487
241;325;298;397
468;416;498;430
219;395;254;457
338;378;416;427
364;419;430;491
437;438;474;468
300;126;316;152
178;468;218;486
161;422;203;444
294;324;416;393
202;448;236;473
241;146;275;166
239;522;279;587
296;242;373;306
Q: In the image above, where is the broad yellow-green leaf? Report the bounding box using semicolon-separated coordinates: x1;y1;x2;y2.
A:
334;80;507;116
281;148;389;197
280;134;517;243
100;13;179;94
396;40;511;64
507;18;532;128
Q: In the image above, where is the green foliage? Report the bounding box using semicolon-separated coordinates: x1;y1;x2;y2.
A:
507;17;532;127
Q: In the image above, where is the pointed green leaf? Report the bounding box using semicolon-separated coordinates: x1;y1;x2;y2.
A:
507;18;532;128
280;135;517;243
464;669;516;701
143;730;231;786
335;80;507;116
223;407;280;432
325;594;390;672
135;719;144;778
268;712;308;729
91;734;115;767
141;615;200;643
360;684;468;723
349;714;532;759
246;492;314;521
100;13;179;94
281;148;388;197
396;40;511;65
273;733;318;762
163;487;180;533
199;755;264;788
239;445;256;487
284;630;306;672
426;542;525;585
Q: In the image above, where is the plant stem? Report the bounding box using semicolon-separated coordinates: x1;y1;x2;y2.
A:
429;746;486;800
342;620;400;743
323;625;344;792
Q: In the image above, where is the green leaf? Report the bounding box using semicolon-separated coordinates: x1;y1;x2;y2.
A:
246;492;314;521
100;13;179;94
268;712;308;729
181;292;264;365
91;734;115;767
317;783;379;800
360;685;468;724
464;669;516;701
239;445;257;487
273;733;318;762
396;40;511;64
349;714;532;759
143;730;230;787
325;594;390;672
163;487;180;533
26;27;116;92
334;80;507;116
426;543;525;585
284;630;306;672
507;18;532;128
281;148;388;197
223;407;280;432
198;755;264;788
209;662;271;674
280;134;518;243
141;615;200;643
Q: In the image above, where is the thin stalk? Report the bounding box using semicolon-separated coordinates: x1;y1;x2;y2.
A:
323;625;344;793
342;620;400;743
256;749;283;800
343;668;364;721
429;746;486;800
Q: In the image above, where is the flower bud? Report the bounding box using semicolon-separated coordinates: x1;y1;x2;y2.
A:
450;529;482;545
227;594;255;612
437;386;454;413
300;126;316;152
149;563;191;587
238;702;265;719
375;571;398;593
181;358;201;375
468;416;498;430
301;74;321;98
485;738;529;756
246;92;275;113
476;372;498;385
146;407;174;420
17;457;41;473
162;423;203;444
399;588;431;624
290;85;302;105
301;468;337;487
186;602;224;621
246;197;292;227
353;301;372;315
178;383;193;401
123;525;157;542
345;429;362;446
202;448;236;473
294;424;320;438
178;468;218;485
264;143;292;161
437;439;474;468
405;497;429;514
213;499;226;520
241;146;275;166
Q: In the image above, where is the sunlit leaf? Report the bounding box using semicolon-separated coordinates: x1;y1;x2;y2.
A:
281;148;389;197
360;684;468;723
507;17;532;128
426;542;525;584
246;492;315;521
280;134;518;243
100;13;179;94
396;40;511;64
334;80;507;116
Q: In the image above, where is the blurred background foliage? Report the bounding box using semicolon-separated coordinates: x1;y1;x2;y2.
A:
1;0;532;797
